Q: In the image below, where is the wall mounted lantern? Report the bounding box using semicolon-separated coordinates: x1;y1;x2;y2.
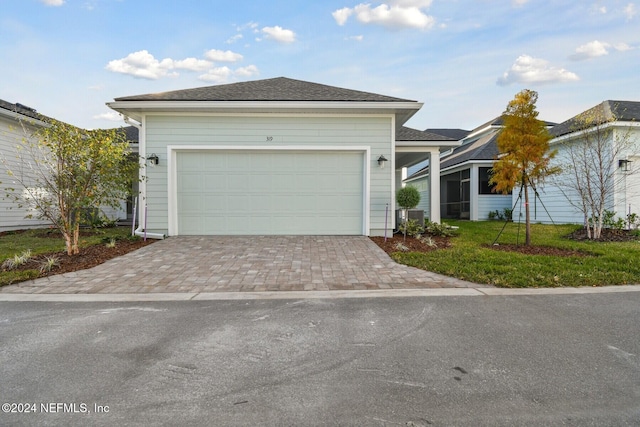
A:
147;153;159;166
377;155;388;169
619;159;631;172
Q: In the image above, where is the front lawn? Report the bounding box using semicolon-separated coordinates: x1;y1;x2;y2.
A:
391;221;640;288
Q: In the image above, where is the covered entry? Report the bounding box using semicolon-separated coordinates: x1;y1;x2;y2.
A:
172;148;366;235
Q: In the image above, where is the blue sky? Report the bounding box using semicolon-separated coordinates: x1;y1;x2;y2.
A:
2;0;638;131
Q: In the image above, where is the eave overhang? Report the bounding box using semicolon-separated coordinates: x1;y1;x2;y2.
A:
106;100;423;128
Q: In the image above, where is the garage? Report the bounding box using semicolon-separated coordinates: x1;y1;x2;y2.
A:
175;149;365;235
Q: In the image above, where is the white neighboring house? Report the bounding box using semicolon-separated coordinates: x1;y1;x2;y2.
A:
0;99;139;231
0;100;53;232
513;100;640;225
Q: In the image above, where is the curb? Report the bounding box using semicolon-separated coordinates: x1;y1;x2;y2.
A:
1;285;639;302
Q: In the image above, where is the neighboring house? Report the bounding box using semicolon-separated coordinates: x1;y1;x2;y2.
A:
0;99;52;232
107;77;458;236
0;98;139;231
519;100;640;224
405;117;555;221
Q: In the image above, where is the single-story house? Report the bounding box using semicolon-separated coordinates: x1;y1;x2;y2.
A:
107;77;460;237
405;117;558;221
0;100;53;232
519;100;640;224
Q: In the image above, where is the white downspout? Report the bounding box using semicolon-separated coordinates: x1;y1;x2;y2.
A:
124;115;165;240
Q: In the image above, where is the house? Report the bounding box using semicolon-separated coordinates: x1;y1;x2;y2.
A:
0;99;53;232
405;117;557;221
519;100;640;224
0;98;139;231
107;77;459;236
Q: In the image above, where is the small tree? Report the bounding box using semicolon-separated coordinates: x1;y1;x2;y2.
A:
1;119;137;255
396;185;421;240
554;104;637;239
490;89;560;245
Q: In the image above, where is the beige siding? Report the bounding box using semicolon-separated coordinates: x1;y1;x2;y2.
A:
142;114;393;235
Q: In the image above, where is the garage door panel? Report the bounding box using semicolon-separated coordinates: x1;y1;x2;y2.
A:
177;150;364;235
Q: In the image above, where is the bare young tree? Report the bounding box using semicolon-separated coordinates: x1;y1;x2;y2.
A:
553;102;638;239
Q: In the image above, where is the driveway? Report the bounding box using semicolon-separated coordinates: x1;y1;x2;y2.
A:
1;236;480;294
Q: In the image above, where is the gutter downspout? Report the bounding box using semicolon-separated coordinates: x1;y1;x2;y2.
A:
124;115;166;240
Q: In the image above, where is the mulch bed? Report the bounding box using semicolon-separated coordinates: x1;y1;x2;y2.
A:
2;238;156;280
370;233;451;256
565;228;638;242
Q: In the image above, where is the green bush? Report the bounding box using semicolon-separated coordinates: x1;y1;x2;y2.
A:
398;219;424;238
425;220;456;237
396;186;421;210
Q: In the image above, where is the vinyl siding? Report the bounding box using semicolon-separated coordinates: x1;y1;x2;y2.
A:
0;115;51;231
142;114;394;235
513;126;640;224
478;195;512;220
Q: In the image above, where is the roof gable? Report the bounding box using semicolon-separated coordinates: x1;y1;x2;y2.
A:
551;100;640;137
114;77;416;103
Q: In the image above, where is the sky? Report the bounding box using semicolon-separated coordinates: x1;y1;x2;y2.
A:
1;0;638;131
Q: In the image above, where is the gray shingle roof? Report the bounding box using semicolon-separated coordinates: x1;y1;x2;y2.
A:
0;99;49;122
114;77;416;103
397;126;456;141
425;128;470;140
551;100;640;137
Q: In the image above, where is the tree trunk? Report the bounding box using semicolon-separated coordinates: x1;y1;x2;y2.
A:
524;184;531;246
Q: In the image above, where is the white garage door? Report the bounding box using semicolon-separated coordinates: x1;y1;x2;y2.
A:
176;150;365;235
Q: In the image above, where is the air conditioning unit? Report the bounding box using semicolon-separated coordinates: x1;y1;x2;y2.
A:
395;209;425;230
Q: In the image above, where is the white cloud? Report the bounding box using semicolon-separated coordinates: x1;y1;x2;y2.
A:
204;49;243;62
226;34;243;44
172;57;213;71
570;40;634;60
235;65;259;77
261;26;296;43
333;7;354;25
623;3;637;20
346;35;364;41
107;49;253;80
40;0;64;6
106;50;176;80
570;40;610;60
497;55;579;86
512;0;529;6
93;111;122;122
198;67;233;83
332;2;435;30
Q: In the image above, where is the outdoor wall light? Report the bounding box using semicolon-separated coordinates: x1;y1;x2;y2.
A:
377;155;388;169
147;153;159;166
619;159;631;172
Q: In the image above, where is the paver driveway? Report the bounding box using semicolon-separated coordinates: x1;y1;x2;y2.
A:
1;236;480;294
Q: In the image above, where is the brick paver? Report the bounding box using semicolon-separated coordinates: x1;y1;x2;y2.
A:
1;236;483;294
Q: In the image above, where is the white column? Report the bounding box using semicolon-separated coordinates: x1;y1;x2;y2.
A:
428;148;441;223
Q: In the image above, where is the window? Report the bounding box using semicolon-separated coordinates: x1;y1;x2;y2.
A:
479;167;496;194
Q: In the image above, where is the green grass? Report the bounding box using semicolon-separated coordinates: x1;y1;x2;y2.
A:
393;221;640;288
0;227;134;286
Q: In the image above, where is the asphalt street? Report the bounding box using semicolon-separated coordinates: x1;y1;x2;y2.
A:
1;293;639;426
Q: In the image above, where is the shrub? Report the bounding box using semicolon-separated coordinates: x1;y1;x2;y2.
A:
425;220;456;237
394;242;410;252
398;219;424;238
38;256;60;274
2;249;33;271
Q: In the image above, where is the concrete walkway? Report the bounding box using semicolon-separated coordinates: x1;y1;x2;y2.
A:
0;236;483;295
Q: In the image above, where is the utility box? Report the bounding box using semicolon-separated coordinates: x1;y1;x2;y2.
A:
395;209;425;230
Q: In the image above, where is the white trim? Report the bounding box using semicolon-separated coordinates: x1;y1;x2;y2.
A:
167;145;371;236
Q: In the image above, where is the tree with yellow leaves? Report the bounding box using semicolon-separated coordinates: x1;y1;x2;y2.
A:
490;89;560;245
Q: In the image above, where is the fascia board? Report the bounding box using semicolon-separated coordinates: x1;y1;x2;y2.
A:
107;100;423;124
